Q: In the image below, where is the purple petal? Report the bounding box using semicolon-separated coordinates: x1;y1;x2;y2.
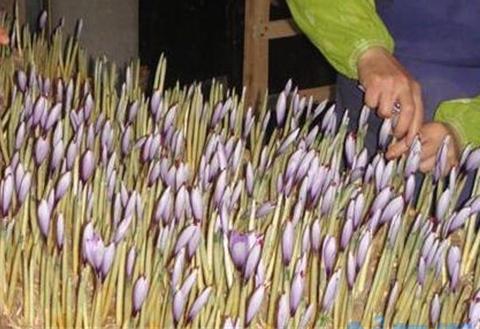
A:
37;199;51;238
132;276;149;315
188;287;212;321
282;221;295;265
246;285;265;325
289;272;305;315
322;271;340;312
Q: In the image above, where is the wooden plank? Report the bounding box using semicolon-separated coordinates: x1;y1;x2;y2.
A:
298;85;335;102
264;19;301;40
243;0;270;108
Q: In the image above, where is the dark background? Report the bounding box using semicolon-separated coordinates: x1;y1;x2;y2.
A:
139;0;335;93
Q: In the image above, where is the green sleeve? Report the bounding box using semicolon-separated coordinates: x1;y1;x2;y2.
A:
435;97;480;148
287;0;394;79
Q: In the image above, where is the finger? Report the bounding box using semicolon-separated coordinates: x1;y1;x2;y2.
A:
386;138;409;159
377;90;394;119
405;83;424;145
420;141;437;161
392;88;415;139
420;156;436;173
364;87;381;109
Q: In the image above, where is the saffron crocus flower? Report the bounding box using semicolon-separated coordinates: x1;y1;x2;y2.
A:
55;171;71;202
282;221;295;265
101;243;116;280
322;235;337;277
175;224;198;254
404;175;415;204
344;133;356;167
378;118;392;149
434;136;449;181
34;137;49;165
341;218;353;250
311;219;321;252
290;271;305;315
187;287;212;321
380;196;404;224
0;175;13;216
244;241;262;280
322;271;340;312
56;214;64;249
153;187;173;224
228;231;250;270
37;199;51;239
80;150;95;183
371;187;392;214
277;128;300;155
356;230;371;270
132;276;148;316
276;293;290;329
246;284;265;325
346;251;356;289
430;294;441;326
447;207;471;234
447;246;461;291
465;148;480;172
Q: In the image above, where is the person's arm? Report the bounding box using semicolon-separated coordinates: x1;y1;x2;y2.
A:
286;0;394;79
435;98;480;148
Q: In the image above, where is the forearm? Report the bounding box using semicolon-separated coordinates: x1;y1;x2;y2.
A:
287;0;394;79
435;97;480;148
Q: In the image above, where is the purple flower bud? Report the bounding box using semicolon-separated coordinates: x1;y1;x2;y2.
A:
276;92;287;126
132;276;148;315
126;247;136;279
84;230;105;271
380;196;404;224
244;241;262;280
405;141;421;177
417;256;426;285
276;293;290;329
322;271;340;312
277;128;300;155
364;164;374;184
154;187;173;224
320;184;336;216
245;162;254;196
189;187;203;221
34;137;49;165
114;215;133;243
430;294;441;325
322;235;337;277
173;289;187;324
447;246;461;291
188;287;212;321
353;193;365;228
311;219;321;252
187;226;201;258
33;96;47;126
255;202;275;219
448;207;471;234
175;224;198;254
229;231;250;270
55;171;71;202
101;243;116;279
359;106;370;129
55;213;64;249
341;218;353;250
378;118;392;149
346;251;356;289
434;137;450;182
466;149;480;172
80;150;95;183
404;175;415;204
45;103;62;131
174;185;188;221
290;271;305;315
246;285;265;325
38;10;47;30
37;199;51;238
282;221;295;265
387;214;401;247
180;270;197;297
344;133;356;167
15;122;26;150
356;230;371;270
0;176;13;216
17;70;27;92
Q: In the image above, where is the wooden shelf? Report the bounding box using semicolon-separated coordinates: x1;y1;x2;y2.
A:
243;0;334;108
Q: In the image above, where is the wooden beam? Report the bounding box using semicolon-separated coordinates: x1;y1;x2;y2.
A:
262;19;301;40
243;0;270;109
298;85;335;102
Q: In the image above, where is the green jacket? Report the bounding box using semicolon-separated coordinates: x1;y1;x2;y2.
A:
287;0;480;147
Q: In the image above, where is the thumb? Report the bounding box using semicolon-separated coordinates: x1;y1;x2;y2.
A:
386;138;410;159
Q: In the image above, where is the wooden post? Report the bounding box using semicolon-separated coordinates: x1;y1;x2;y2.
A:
243;0;270;108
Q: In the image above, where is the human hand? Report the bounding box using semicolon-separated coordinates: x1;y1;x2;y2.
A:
358;47;424;157
0;27;9;45
416;122;460;172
